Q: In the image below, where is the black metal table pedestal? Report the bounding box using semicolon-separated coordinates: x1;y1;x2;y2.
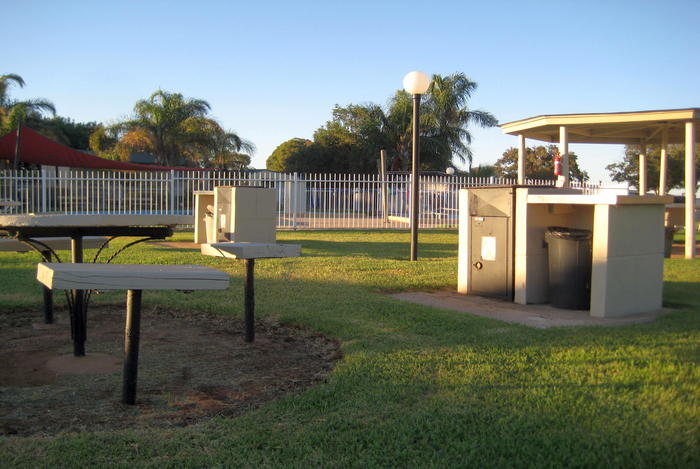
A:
122;289;142;405
70;236;87;356
244;259;255;342
42;286;53;324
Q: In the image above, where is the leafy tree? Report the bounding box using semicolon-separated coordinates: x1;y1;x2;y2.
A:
0;73;56;135
88;124;122;160
312;104;388;173
266;138;323;172
467;164;498;177
606;144;700;193
494;144;589;182
265;72;497;173
39;116;99;150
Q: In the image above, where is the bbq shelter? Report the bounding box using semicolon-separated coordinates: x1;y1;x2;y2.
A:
500;108;699;259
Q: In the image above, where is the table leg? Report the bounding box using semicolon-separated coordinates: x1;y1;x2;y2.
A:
244;258;255;342
71;236;86;356
123;289;142;405
42;286;53;324
40;249;54;324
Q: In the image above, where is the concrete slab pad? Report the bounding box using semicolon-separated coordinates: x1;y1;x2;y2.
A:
390;290;662;328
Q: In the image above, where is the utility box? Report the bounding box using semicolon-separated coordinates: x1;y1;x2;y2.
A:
195;186;277;244
214;186;276;244
458;187;515;300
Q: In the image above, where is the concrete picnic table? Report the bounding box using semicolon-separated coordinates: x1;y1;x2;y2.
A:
200;242;301;342
0;213;192;356
36;262;229;405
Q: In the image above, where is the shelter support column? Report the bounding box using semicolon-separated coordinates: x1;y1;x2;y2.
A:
517;134;526;185
639;139;647;195
559;126;570;188
685;121;696;259
659;128;669;196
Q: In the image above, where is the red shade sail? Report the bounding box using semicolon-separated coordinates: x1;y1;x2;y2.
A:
0;127;207;171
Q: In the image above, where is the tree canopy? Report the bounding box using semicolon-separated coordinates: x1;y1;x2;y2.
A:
494;144;589;182
606;144;700;193
90;90;254;168
266;72;497;173
266;138;322;173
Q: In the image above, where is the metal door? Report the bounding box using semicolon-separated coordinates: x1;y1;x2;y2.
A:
470;216;509;298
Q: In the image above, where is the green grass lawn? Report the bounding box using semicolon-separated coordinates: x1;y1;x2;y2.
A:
673;228;700;243
1;230;699;468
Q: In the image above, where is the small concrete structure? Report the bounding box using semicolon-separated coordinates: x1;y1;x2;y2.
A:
458;187;672;318
36;262;229;405
194;187;276;244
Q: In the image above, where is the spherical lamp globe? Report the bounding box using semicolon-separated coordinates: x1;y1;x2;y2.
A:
446;167;455;175
403;71;430;95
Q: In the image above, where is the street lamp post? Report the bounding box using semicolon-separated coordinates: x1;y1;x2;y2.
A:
403;71;430;261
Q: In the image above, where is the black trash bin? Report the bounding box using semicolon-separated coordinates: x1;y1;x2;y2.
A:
664;226;676;258
545;226;593;310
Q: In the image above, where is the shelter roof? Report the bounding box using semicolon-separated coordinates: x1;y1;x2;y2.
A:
501;108;700;145
0;127;206;171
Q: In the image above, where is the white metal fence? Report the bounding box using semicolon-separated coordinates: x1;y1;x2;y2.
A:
0;169;598;229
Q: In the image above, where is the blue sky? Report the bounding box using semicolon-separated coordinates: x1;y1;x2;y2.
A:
4;0;699;183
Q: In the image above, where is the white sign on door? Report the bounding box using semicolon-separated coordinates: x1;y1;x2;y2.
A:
481;236;497;261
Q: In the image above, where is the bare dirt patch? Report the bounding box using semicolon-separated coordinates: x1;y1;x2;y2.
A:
1;305;340;437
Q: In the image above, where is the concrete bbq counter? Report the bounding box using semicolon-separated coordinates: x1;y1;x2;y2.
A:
458;187;673;319
517;189;672;318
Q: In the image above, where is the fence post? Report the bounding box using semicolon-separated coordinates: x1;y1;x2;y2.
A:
169;170;175;214
292;172;298;230
40;167;47;213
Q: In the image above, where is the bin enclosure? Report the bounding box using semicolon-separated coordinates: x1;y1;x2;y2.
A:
545;227;593;310
514;188;671;317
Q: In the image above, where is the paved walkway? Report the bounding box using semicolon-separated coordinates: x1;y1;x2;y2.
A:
391;291;662;328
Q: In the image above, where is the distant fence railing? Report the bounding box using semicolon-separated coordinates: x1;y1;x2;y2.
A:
0;169;600;229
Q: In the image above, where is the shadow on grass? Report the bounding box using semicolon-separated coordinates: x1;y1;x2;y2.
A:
280;238;457;259
663;281;700;310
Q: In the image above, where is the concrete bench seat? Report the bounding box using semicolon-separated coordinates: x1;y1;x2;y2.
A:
37;262;229;291
36;262;230;405
0;236;108;252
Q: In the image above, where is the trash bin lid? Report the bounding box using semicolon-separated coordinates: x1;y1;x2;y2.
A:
545;226;592;241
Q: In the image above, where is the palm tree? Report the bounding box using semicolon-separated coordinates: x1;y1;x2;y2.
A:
381;73;496;171
208;128;255;170
421;73;497;171
107;90;253;167
0;73;56;135
383;90;413;171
